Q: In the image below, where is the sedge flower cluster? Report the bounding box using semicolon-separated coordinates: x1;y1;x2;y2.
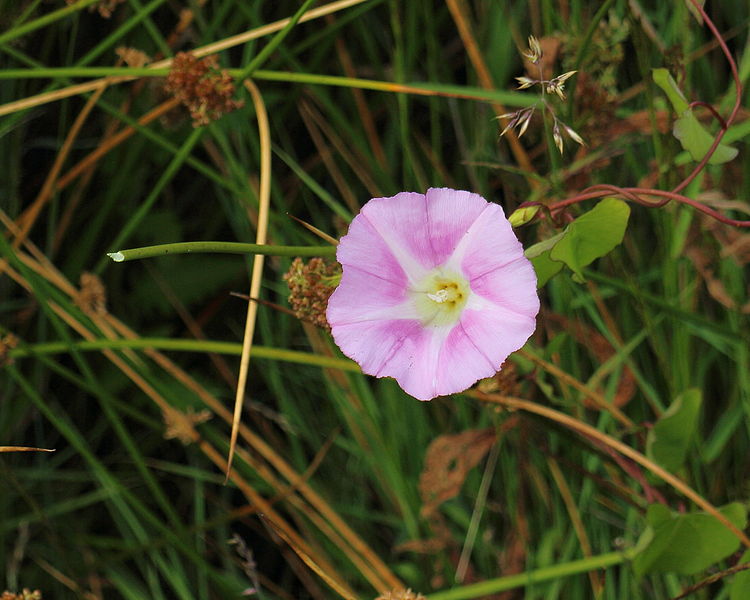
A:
165;52;244;127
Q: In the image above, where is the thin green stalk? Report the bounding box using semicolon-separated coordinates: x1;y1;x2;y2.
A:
9;0;46;29
455;438;500;582
272;146;354;221
0;0;102;46
10;338;358;372
237;0;319;79
429;549;637;599
0;68;535;106
106;241;337;262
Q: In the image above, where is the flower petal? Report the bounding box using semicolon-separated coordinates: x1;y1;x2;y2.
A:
327;187;540;402
469;257;540;320
329;319;435;395
327;265;419;325
434;323;497;394
358;192;432;280
336;211;410;286
444;202;527;281
374;324;450;401
423;188;489;265
457;305;537;372
359;189;488;276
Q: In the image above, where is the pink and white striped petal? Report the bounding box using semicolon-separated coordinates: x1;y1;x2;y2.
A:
336;211;410;286
469;257;540;318
443;202;527;281
326;188;540;401
359;189;488;274
457;306;537;373
326;266;420;325
329;319;434;394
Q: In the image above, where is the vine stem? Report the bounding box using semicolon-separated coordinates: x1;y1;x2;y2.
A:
106;241;336;262
537;0;747;228
8;338;358;371
550;185;750;228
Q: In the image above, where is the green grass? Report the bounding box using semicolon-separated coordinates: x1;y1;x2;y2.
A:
1;1;750;598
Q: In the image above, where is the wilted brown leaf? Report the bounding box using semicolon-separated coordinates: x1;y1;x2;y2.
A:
419;428;497;518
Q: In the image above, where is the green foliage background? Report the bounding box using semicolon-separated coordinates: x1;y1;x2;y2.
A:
1;0;750;598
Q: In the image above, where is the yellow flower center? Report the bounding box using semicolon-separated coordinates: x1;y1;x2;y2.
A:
413;270;470;327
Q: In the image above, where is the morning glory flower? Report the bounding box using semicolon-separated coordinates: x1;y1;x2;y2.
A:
326;188;539;401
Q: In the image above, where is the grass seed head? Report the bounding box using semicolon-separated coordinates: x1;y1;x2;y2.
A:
165;52;245;127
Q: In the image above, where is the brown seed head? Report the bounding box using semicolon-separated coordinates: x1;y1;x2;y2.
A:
283;258;341;330
165;52;245;127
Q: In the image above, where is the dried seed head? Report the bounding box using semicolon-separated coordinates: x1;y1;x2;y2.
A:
522;35;543;64
563;122;585;146
552;120;564;154
517;108;535;138
550;117;585;154
66;0;124;18
497;110;521;137
477;361;522;395
115;46;151;68
163;407;211;445
284;258;341;330
546;70;577;99
165;52;245;127
515;76;537;90
555;70;578;83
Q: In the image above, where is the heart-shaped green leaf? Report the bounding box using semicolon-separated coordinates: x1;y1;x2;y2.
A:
653;68;738;165
647;389;702;472
634;503;747;576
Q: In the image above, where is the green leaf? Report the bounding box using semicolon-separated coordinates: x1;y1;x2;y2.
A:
530;251;563;288
549;197;630;281
525;231;565;259
673;110;739;165
633;503;747;576
652;68;689;113
524;199;629;286
729;549;750;600
652;68;738;165
525;231;564;287
647;388;702;472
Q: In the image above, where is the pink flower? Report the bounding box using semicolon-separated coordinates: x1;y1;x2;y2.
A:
326;188;539;401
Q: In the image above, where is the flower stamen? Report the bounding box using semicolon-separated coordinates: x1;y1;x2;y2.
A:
414;271;470;327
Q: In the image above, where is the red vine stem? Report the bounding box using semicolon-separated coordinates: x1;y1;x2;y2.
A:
671;0;742;195
538;0;748;228
689;101;727;131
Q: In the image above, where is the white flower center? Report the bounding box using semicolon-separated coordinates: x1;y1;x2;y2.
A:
412;269;470;327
